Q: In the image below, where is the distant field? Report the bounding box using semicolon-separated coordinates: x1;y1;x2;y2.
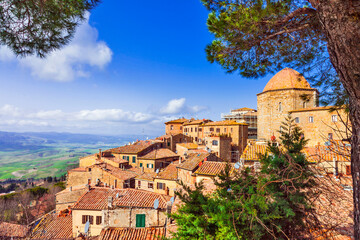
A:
0;144;118;179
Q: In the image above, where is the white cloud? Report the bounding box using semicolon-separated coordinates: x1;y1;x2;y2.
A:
28;110;65;120
160;98;207;115
0;104;20;117
0;12;112;82
75;109;153;123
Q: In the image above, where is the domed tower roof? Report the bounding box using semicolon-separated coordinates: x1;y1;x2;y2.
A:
263;68;311;92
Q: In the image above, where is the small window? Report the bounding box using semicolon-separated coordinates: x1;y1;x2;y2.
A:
138;180;141;188
126;156;129;161
140;163;143;168
231;128;233;133
224;128;227;132
136;214;146;228
114;179;117;188
216;128;220;133
210;127;214;132
148;182;153;189
157;182;166;190
328;133;333;140
332;115;338;122
147;163;153;169
191;127;193;132
198;128;202;132
180;126;183;130
303;102;306;108
295;117;299;123
195;127;197;132
167;142;170;147
132;156;136;163
170;125;174;130
195;137;198;142
279;102;282;112
96;216;102;225
212;140;218;146
309;116;314;123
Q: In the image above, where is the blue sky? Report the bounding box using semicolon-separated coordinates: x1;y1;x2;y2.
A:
0;0;273;136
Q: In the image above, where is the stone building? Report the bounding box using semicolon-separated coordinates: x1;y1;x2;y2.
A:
154;163;179;196
183;119;212;143
156;133;192;152
202;120;248;154
257;68;349;146
71;187;171;237
204;135;232;162
257;68;319;141
222;107;258;139
137;148;179;173
164;118;188;135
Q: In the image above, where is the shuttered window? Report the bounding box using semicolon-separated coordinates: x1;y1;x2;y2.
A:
346;165;351;175
136;214;146;228
132;156;136;163
82;215;94;224
96;216;102;225
157;182;166;190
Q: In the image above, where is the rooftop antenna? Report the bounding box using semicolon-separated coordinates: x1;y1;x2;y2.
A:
154;199;159;210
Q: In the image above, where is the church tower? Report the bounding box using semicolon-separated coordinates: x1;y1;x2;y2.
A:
257;68;318;141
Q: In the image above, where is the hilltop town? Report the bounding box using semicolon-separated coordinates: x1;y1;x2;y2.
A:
0;68;353;239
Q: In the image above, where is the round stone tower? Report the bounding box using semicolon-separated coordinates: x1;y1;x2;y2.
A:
257;68;318;141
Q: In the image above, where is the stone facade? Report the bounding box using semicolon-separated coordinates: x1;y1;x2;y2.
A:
257;88;318;141
291;108;349;146
204;136;232;161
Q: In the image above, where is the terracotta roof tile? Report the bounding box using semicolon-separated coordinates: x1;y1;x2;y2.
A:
205;120;248;126
30;212;72;239
165;118;188;124
263;68;313;92
177;143;198;149
303;143;350;163
177;153;211;171
231;107;256;112
93;163;139;180
0;222;29;238
112;142;155;154
240;144;268;161
72;188;171;210
195;162;235;176
156;163;179;180
183;119;211;126
99;227;165;240
138;148;178;160
135;172;157;181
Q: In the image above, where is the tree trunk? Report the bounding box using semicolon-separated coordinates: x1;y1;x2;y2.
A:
314;0;360;238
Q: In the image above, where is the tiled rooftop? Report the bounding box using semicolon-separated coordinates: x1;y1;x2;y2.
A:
165;118;188;124
93;163;139;180
112;141;155;154
240;144;268;161
99;227;165;240
135;172;157;181
30;212;72;239
231;107;256;112
156;163;179;180
195;161;235;176
303;144;350;163
176;143;198;149
183;119;211;126
72;187;171;210
205;120;247;126
263;68;312;92
177;153;211;171
0;222;29;238
138;148;178;160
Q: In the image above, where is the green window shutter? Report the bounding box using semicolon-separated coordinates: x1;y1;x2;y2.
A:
140;163;143;167
132;156;136;163
127;156;129;161
136;214;145;227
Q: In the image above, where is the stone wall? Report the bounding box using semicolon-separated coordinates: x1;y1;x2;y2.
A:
257;88;318;141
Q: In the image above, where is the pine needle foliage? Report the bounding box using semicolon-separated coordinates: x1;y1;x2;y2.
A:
171;115;316;239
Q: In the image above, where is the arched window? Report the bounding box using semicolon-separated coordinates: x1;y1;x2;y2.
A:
279;102;282;112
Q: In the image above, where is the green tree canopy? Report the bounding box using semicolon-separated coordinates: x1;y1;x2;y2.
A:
0;0;100;57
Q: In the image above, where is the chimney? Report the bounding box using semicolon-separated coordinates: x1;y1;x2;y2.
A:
108;196;113;208
99;149;102;159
